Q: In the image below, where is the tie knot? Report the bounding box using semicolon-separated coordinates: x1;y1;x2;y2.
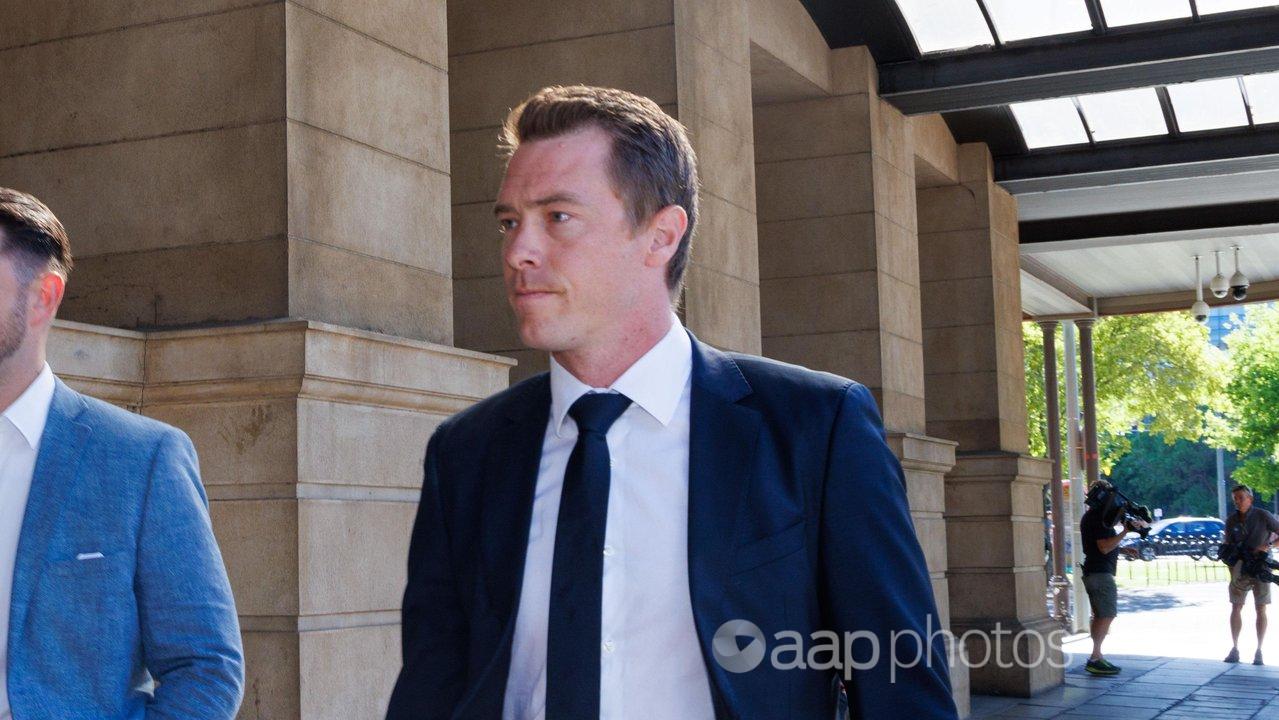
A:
568;392;632;435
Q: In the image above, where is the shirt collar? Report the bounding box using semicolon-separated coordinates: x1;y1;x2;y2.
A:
1;363;56;451
548;312;692;438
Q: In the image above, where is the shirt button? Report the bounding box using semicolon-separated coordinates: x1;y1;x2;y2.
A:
602;640;615;654
603;545;616;557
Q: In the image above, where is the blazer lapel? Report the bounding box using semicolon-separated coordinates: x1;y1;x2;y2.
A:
685;332;762;682
480;373;550;621
9;380;91;644
459;373;550;715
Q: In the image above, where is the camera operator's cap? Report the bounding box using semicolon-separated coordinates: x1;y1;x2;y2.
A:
1232;483;1252;495
1087;479;1113;493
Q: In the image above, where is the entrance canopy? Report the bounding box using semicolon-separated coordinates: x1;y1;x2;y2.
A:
799;0;1279;316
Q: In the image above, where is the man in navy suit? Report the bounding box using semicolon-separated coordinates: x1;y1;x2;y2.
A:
388;86;956;719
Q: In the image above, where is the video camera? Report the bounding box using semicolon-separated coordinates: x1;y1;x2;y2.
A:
1084;482;1154;538
1218;542;1279;585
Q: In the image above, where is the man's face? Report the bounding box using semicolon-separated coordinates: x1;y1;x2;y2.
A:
1234;490;1253;513
0;249;30;365
496;127;651;353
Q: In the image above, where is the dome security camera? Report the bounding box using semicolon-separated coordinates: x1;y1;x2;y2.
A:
1190;255;1210;324
1191;299;1210;324
1210;251;1229;299
1229;246;1249;301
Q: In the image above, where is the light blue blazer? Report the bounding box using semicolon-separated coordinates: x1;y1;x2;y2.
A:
8;379;243;719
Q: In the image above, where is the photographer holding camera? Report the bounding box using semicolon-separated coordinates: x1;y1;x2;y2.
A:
1080;480;1150;676
1224;484;1279;665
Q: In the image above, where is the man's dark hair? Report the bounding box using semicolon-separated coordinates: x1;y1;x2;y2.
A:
0;187;73;282
1233;484;1252;496
500;85;698;300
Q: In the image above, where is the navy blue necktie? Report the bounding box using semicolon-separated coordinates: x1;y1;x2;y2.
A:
546;391;632;719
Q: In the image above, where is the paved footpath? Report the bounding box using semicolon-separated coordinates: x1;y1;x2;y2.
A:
972;655;1279;719
971;581;1279;719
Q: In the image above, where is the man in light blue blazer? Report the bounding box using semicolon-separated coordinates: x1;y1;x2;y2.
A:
0;188;243;719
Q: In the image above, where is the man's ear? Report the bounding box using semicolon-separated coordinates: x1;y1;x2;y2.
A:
27;271;65;327
643;204;688;270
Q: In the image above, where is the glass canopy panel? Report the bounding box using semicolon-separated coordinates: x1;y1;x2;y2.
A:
983;0;1094;41
1010;98;1091;148
1077;88;1169;141
1098;0;1191;26
1167;78;1250;132
1244;72;1279;124
893;0;995;53
1197;0;1279;13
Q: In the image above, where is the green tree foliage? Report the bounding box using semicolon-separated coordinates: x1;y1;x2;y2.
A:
1224;304;1279;495
1107;432;1233;517
1024;312;1228;475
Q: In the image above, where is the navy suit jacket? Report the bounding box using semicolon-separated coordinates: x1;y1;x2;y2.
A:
387;331;956;719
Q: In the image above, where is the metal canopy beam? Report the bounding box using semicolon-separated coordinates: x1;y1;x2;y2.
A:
879;13;1279;114
995;127;1279;189
1019;200;1279;244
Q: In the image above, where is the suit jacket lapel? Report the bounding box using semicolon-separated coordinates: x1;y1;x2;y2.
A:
685;331;761;709
9;380;91;646
480;374;550;620
460;373;549;716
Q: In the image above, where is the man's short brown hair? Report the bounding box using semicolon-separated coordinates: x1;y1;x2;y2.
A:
500;85;698;299
0;187;73;282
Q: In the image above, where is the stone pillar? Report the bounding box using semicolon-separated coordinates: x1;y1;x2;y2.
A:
449;0;761;381
48;320;512;719
140;321;512;718
918;143;1063;696
1040;321;1070;625
753;46;967;715
0;1;454;343
6;4;519;718
755;47;923;436
1077;318;1101;484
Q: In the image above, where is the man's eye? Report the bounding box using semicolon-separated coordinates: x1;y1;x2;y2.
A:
550;211;571;223
497;218;517;233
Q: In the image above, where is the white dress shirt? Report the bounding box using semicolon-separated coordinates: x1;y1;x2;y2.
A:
502;314;716;720
0;364;56;720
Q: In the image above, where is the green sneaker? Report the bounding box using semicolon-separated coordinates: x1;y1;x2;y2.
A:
1085;659;1119;676
1098;658;1122;673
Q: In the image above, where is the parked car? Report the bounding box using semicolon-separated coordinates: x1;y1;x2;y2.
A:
1119;516;1225;562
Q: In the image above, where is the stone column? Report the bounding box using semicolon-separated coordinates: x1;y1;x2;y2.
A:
5;4;517;718
753;46;967;715
449;0;761;381
0;1;454;343
1077;318;1101;484
1040;321;1070;625
755;46;924;437
918;143;1063;696
140;321;512;718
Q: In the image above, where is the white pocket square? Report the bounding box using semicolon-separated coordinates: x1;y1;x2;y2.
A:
75;552;104;561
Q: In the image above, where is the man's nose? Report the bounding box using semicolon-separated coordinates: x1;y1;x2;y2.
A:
503;220;544;270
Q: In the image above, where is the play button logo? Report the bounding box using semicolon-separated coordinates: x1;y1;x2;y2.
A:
712;619;766;673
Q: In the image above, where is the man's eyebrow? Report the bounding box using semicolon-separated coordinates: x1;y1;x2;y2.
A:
492;193;585;216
